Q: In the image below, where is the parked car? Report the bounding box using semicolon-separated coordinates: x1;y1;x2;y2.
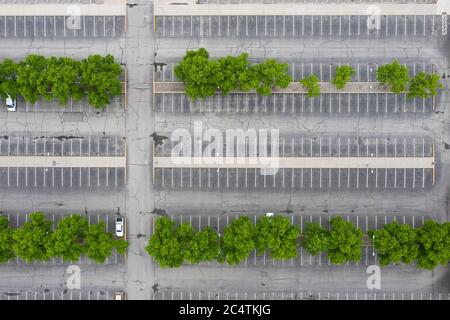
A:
115;291;126;300
115;216;124;237
6;96;16;112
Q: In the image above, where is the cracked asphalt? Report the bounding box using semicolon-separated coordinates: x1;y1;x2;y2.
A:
0;1;450;300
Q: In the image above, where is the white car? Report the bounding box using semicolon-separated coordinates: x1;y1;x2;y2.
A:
115;291;126;300
115;216;124;237
6;96;16;112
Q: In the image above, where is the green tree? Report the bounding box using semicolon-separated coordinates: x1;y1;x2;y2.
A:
80;54;122;108
249;59;292;96
0;216;15;263
146;217;192;268
327;217;363;264
369;221;418;266
45;57;83;105
174;48;223;100
376;60;410;94
221;216;255;265
16;55;49;103
185;227;221;264
407;72;443;99
46;215;88;262
301;222;329;256
85;221;128;263
415;220;450;270
218;53;251;95
12;212;52;262
0;59;18;99
332;65;355;89
254;215;299;259
300;75;321;97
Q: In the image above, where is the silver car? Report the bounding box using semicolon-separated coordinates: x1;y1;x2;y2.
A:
115;216;124;237
6;96;16;112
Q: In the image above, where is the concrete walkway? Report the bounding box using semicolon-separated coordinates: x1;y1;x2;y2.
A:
0;156;126;168
154;81;396;94
154;156;435;169
154;0;450;16
0;0;126;16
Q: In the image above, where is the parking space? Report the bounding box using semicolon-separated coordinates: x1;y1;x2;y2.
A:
0;136;126;189
167;214;428;268
153;290;450;301
0;289;116;300
155;92;432;114
155;15;447;38
156;61;433;83
154;61;434;114
154;135;434;191
0;211;124;266
0;16;125;38
0;92;124;113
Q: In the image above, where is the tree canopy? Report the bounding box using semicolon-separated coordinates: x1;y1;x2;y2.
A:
301;222;329;256
0;216;14;263
174;48;292;99
369;221;418;266
12;212;52;262
254;215;299;259
0;54;122;108
300;75;321;97
332;65;355;89
327;217;363;264
415;220;450;270
86;221;128;263
221;216;255;265
407;72;443;99
47;215;89;262
376;60;410;93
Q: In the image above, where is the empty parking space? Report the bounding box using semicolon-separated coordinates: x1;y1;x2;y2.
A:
154;135;434;191
0;289;117;300
1;211;124;266
0;15;125;38
0;136;126;189
154;289;449;301
155;92;432;114
155;15;447;38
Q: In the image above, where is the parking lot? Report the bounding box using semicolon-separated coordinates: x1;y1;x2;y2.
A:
153;290;450;300
0;289;118;300
0;211;125;266
154;61;434;114
0;15;125;38
0;136;126;189
156;61;434;83
154;135;434;190
0;90;124;114
155;15;448;38
166;214;428;267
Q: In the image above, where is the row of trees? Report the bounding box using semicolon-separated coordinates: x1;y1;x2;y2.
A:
147;215;450;270
0;212;128;263
174;50;443;100
0;54;122;108
174;48;292;99
300;61;443;98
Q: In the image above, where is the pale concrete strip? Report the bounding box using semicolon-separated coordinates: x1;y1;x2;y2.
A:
154;157;435;169
154;0;450;16
0;1;126;16
0;156;126;168
154;82;393;94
